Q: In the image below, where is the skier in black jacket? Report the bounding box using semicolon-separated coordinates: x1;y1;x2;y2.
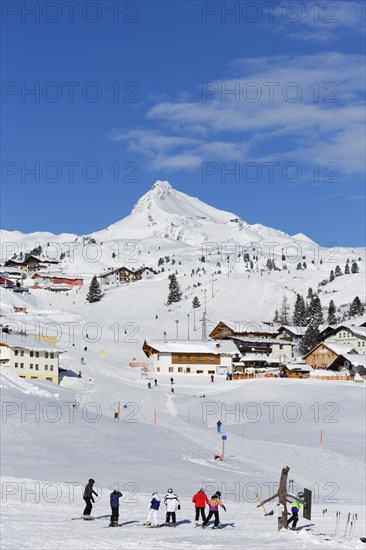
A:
83;479;98;518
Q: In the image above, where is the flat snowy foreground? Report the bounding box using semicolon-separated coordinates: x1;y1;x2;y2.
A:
1;369;365;549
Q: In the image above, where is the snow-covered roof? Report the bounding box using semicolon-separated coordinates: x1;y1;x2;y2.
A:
341;354;366;367
144;339;238;355
239;354;269;362
232;336;295;346
283;362;311;372
220;320;279;334
0;333;63;353
322;343;359;355
279;325;306;336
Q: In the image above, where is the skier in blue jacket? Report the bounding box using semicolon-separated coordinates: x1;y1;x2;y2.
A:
144;492;161;527
109;490;123;526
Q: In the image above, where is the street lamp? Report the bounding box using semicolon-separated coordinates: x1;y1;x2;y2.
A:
175;320;179;340
187;314;190;340
203;288;207;314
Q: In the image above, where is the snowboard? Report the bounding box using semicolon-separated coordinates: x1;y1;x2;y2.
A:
303;488;312;520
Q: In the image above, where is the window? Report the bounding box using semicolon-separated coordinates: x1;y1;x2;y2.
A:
178;355;183;361
46;377;52;382
208;370;215;374
157;354;160;361
168;367;174;373
20;363;24;369
35;352;39;358
31;376;37;379
15;363;18;368
20;350;24;356
45;365;48;371
35;365;39;371
50;366;53;371
45;352;49;359
156;367;160;372
197;370;203;374
30;364;33;370
30;351;34;357
186;368;191;373
14;350;19;356
50;353;54;359
186;355;191;360
178;367;183;373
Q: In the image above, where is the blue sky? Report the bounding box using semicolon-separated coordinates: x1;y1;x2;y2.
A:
1;0;365;246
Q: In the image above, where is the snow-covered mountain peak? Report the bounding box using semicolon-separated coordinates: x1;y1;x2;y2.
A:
131;180;176;214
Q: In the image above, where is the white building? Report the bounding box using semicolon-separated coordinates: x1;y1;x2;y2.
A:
143;339;238;375
0;333;64;384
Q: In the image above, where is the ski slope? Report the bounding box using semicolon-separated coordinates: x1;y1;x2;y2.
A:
1;180;365;548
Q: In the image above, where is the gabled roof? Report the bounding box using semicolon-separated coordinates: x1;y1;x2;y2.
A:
278;325;306;337
143;339;238;355
303;341;358;358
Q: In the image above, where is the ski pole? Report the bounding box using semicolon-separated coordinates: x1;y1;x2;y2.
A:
343;512;350;537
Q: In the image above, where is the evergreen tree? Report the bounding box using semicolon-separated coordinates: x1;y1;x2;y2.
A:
192;296;200;309
329;270;335;282
349;296;364;317
167;274;181;305
300;321;320;355
344;262;350;274
351;261;359;274
273;309;279;323
307;287;313;299
335;265;342;277
279;295;289;324
86;276;102;303
327;300;337;325
306;294;323;327
293;294;306;326
296;262;302;270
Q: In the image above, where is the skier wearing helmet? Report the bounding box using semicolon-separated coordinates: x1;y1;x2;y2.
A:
202;492;226;529
287;492;305;530
164;488;180;526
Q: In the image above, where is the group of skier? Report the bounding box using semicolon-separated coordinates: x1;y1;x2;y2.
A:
83;479;305;530
82;481;227;528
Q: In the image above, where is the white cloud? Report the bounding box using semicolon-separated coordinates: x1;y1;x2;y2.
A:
110;53;365;177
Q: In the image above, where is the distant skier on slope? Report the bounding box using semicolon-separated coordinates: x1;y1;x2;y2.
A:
164;488;180;526
287;492;304;530
144;492;161;527
192;488;209;525
109;489;122;526
83;479;98;518
202;492;226;529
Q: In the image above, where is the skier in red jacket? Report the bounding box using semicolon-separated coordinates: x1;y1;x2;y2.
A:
192;489;209;526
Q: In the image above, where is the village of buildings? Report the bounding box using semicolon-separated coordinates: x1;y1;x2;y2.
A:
1;253;365;387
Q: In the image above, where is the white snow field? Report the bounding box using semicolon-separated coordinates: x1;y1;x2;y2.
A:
1;181;365;549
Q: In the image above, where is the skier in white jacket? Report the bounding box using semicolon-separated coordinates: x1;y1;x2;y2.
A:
164;488;180;526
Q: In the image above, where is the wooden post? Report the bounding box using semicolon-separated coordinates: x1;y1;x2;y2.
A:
277;466;290;530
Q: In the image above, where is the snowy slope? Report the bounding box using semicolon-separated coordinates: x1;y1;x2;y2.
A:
1;180;365;549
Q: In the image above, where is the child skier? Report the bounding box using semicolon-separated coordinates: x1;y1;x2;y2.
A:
202;491;226;529
109;489;122;526
144;492;161;527
192;488;209;525
83;479;98;518
287;492;304;530
164;488;180;526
